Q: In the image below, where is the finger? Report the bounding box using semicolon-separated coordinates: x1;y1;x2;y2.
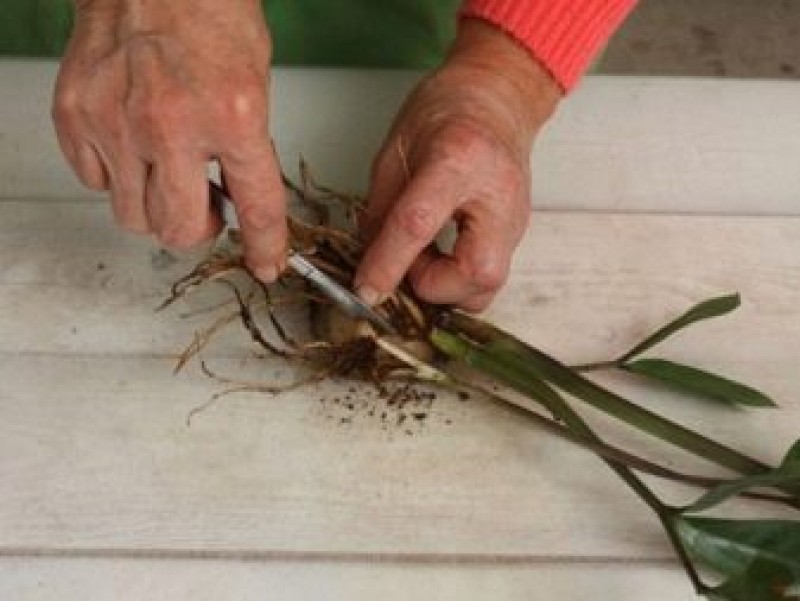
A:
354;166;460;305
220;145;286;282
145;152;219;248
359;143;409;241
52;118;80;176
88;115;151;234
459;290;497;313
407;205;527;311
107;153;149;234
51;82;109;191
72;141;110;191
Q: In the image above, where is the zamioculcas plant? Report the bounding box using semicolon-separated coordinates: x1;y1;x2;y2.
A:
162;165;800;600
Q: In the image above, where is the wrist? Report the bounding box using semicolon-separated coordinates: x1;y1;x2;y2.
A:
441;17;564;138
448;18;562;132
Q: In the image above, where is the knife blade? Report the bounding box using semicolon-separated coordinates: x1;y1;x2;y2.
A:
209;181;397;335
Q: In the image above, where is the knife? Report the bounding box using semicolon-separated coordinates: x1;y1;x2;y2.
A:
209;181;397;335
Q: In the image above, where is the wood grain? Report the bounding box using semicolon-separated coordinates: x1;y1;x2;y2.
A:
4;62;800;599
1;200;798;566
0;559;694;600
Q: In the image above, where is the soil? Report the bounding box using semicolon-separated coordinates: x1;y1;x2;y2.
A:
315;380;468;436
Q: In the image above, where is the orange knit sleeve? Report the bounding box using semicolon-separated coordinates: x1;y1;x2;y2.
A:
461;0;637;91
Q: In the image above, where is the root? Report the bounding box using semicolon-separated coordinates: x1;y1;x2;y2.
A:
174;310;240;373
164;162;444;415
157;254;246;311
257;282;297;350
186;360;328;425
178;297;239;319
220;279;292;359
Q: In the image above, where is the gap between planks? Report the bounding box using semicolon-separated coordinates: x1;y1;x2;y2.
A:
0;546;677;567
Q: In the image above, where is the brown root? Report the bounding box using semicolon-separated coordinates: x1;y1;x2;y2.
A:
165;164;444;409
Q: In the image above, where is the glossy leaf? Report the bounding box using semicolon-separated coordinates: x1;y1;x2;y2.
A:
681;440;800;512
677;517;800;580
625;358;776;407
442;311;770;477
709;558;800;600
619;294;741;363
483;341;769;476
783;440;800;467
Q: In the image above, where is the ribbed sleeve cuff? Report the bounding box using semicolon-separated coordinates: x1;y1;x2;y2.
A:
461;0;637;91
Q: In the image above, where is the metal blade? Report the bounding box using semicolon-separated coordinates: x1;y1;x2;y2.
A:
287;253;397;335
209;180;397;335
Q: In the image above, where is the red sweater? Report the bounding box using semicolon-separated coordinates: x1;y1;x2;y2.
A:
461;0;637;91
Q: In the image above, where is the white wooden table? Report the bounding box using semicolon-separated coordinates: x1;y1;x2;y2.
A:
1;62;799;600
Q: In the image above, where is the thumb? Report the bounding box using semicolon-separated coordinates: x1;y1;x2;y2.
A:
354;166;458;305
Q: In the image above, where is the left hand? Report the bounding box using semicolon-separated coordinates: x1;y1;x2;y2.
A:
354;19;562;313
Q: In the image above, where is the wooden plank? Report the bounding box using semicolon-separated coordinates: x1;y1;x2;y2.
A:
2;199;800;366
2;61;800;214
0;352;669;556
1;200;799;559
0;559;694;601
1;354;795;556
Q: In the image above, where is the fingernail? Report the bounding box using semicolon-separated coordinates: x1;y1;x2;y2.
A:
356;284;383;306
256;265;279;283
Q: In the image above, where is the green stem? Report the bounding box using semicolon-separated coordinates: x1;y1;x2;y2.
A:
442;379;797;509
438;314;771;477
429;328;707;594
571;359;621;373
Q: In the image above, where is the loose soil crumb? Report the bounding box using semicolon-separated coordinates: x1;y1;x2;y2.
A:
314;380;464;436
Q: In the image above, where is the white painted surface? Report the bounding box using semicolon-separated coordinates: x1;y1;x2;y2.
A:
0;559;693;601
2;200;800;598
1;60;799;214
2;61;799;599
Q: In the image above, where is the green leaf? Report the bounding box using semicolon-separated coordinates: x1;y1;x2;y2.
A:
783;440;800;467
709;558;800;600
682;440;800;513
677;517;800;580
482;341;769;477
683;473;800;514
625;358;776;408
442;311;771;477
619;294;741;363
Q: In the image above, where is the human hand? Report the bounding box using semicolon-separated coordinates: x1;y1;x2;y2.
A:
355;19;562;312
53;0;286;281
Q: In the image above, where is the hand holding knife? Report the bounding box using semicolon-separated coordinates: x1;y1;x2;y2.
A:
209;181;397;335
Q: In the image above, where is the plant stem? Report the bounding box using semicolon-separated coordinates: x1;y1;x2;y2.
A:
439;314;771;477
390;332;795;507
429;328;708;594
442;379;797;509
571;360;621;373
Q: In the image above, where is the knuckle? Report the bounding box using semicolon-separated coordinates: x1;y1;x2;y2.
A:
434;121;495;171
495;162;527;198
467;259;507;292
214;76;267;133
238;202;279;231
392;202;439;243
52;85;80;124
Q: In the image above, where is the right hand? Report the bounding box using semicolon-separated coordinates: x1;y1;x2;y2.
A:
53;0;286;282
